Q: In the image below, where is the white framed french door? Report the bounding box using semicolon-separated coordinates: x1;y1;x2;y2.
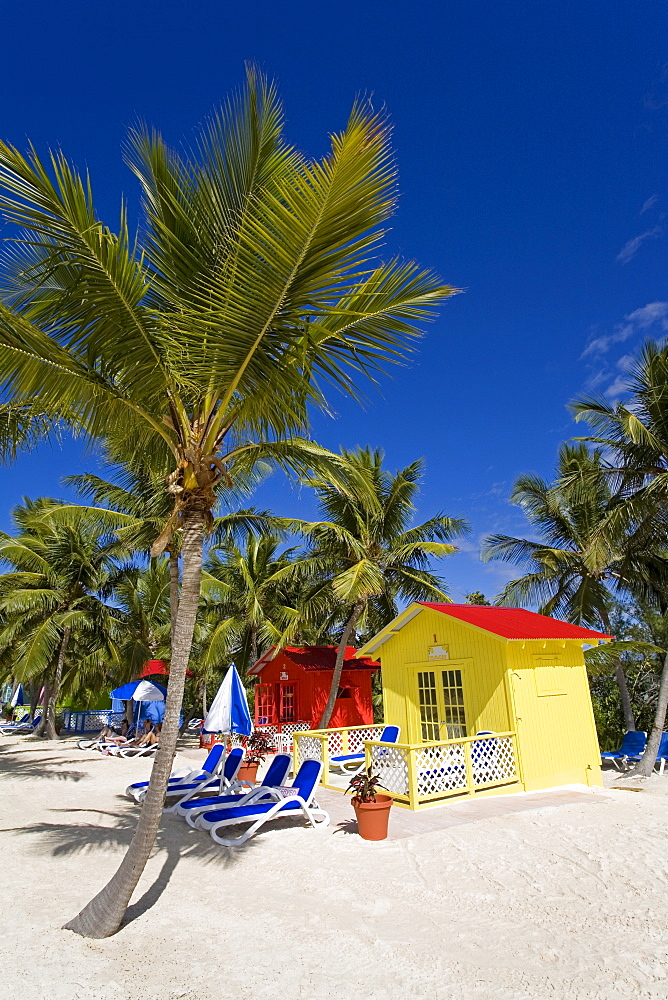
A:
414;665;468;742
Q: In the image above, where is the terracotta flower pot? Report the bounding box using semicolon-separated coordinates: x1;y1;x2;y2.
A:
237;761;260;784
352;794;393;841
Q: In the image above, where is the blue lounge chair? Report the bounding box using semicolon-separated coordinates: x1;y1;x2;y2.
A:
126;743;229;802
329;725;401;774
159;745;243;800
196;758;329;846
626;732;668;774
174;753;293;824
601;731;647;771
0;715;41;736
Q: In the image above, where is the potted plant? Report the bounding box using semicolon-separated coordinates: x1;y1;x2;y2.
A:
346;766;393;841
237;731;273;783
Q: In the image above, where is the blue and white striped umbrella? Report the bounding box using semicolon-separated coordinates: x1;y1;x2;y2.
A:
202;665;253;736
10;684;24;707
110;679;167;702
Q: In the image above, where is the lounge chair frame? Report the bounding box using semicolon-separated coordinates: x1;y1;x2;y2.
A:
196;759;329;846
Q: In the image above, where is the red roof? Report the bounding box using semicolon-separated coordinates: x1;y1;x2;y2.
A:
418;604;613;641
250;645;380;674
136;660;193;679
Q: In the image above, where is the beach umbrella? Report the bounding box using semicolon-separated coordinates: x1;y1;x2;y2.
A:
10;684;24;707
110;679;167;702
110;679;167;726
203;665;252;736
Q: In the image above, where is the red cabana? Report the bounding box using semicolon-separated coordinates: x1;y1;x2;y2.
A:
249;645;380;734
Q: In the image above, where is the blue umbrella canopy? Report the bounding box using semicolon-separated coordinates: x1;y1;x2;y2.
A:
10;684;24;707
110;679;167;701
203;665;252;736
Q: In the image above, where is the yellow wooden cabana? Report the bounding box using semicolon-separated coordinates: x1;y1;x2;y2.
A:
293;602;611;809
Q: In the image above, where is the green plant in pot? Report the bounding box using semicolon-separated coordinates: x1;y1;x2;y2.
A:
238;731;273;783
346;766;393;841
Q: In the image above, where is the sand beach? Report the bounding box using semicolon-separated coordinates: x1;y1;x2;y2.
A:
2;735;668;1000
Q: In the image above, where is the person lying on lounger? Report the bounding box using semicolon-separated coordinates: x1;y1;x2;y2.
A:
99;719;131;745
127;719;154;746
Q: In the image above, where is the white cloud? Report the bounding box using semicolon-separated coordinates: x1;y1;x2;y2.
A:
604;375;629;398
616;226;662;264
640;194;659;214
582;301;668;357
615;353;635;371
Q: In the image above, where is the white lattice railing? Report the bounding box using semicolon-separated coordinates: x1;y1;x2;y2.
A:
294;727;518;808
293;724;385;784
255;722;312;752
367;732;518;806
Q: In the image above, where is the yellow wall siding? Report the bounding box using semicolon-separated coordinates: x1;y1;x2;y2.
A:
380;608;514;742
503;640;602;789
378;607;603;793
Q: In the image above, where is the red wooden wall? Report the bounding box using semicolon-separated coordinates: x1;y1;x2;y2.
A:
252;646;378;728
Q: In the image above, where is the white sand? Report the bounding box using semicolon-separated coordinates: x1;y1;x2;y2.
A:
2;736;668;1000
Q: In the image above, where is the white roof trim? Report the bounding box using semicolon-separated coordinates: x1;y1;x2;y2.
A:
357;605;423;655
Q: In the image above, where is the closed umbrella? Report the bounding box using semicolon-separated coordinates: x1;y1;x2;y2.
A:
203;665;252;736
10;684;24;707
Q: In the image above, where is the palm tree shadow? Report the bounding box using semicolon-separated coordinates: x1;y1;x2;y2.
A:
4;803;257;927
0;751;88;782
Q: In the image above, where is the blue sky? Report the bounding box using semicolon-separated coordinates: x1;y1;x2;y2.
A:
0;1;666;600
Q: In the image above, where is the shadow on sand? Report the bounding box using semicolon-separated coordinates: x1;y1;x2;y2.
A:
1;794;257;927
0;749;89;782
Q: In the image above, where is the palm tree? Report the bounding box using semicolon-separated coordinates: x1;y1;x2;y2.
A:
482;443;668;732
200;530;306;679
572;342;668;776
282;447;467;728
110;560;172;679
61;466;278;643
0;71;456;936
0;499;121;738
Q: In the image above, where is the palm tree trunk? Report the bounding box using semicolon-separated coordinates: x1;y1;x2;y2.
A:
614;659;635;732
29;680;39;722
168;547;179;647
201;681;207;717
625;649;668;778
250;626;258;669
318;600;365;729
35;674;53;737
64;507;206;938
600;611;635;732
41;627;71;740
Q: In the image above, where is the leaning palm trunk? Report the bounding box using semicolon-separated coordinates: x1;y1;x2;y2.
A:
64;510;205;938
614;659;635;733
625;650;668;778
599;611;636;733
35;675;53;737
41;627;71;740
168;547;179;646
318;600;365;729
29;680;39;722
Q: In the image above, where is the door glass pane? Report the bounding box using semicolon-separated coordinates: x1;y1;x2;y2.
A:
279;685;295;722
442;669;467;738
417;671;440;741
256;684;275;725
